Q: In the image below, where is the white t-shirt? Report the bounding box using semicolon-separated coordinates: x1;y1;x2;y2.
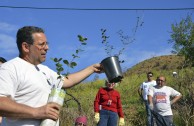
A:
140;80;156;100
148;85;181;116
0;57;61;126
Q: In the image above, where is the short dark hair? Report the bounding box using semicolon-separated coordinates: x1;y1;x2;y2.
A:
0;57;7;63
16;26;45;54
147;72;153;75
157;76;166;81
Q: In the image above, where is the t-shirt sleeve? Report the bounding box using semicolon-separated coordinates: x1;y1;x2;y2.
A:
0;66;17;98
170;87;181;96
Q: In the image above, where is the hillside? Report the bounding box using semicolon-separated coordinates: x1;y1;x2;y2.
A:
124;55;185;76
60;54;191;126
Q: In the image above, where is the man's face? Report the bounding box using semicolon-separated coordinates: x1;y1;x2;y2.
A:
147;74;153;79
156;77;165;87
28;33;49;65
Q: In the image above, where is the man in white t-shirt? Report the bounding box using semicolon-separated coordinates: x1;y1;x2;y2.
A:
138;72;156;126
0;57;7;126
0;26;103;126
148;76;182;126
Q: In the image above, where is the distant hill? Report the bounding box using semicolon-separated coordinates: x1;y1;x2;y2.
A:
61;54;191;125
124;55;185;76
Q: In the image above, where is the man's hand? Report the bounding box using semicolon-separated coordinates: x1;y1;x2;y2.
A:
34;102;61;120
94;112;100;123
149;104;154;110
93;63;103;73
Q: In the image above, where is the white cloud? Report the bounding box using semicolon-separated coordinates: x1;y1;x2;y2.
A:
0;22;17;32
123;47;172;69
0;34;17;54
0;22;18;54
0;34;16;48
138;48;172;62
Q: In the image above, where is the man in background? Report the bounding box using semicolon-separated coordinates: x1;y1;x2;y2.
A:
148;76;182;126
138;72;156;126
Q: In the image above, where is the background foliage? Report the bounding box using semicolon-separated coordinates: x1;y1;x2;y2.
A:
59;55;194;126
57;14;194;126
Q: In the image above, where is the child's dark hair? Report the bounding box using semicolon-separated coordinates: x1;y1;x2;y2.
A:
0;57;7;63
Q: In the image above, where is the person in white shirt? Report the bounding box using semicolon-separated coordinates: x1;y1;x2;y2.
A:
148;76;182;126
172;72;178;78
0;57;7;126
0;26;103;126
138;72;156;126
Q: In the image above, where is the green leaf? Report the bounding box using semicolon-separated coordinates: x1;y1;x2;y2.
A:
58;58;62;61
70;62;77;67
63;60;69;65
58;67;64;72
81;42;87;45
57;76;62;79
83;38;87;41
56;63;62;67
54;58;58;62
78;35;83;42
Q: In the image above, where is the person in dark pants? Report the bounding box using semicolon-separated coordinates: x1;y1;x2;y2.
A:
148;76;182;126
138;72;156;126
94;80;124;126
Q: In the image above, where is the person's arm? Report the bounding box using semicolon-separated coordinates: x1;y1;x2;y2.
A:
94;88;101;113
138;88;143;99
148;95;154;110
148;87;154;110
62;63;102;88
0;116;2;124
117;92;124;118
148;95;153;105
170;88;182;105
171;95;182;105
94;89;101;124
138;84;143;99
0;97;60;120
117;92;125;126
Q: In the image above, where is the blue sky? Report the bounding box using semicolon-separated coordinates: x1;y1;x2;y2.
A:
0;0;194;81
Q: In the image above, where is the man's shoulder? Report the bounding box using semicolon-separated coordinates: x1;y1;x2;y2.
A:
149;85;156;90
163;86;174;90
143;80;156;84
146;80;156;85
1;57;22;69
37;63;50;69
142;80;148;84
